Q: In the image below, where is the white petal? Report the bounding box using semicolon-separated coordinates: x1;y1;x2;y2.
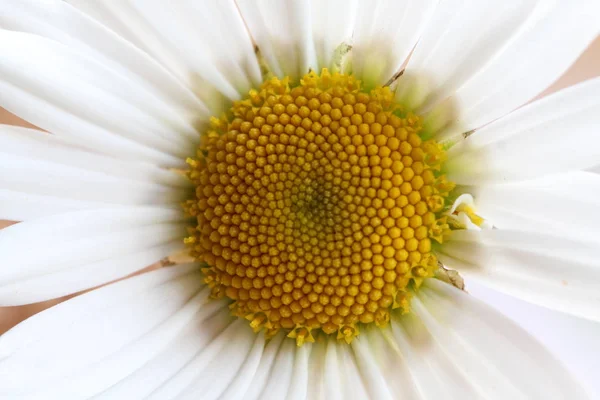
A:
147;318;255;400
437;229;600;322
469;279;600;399
238;334;287;400
387;312;482;399
0;0;205;124
447;78;600;184
397;1;537;110
67;0;261;114
237;0;361;79
324;341;370;400
0;29;195;166
408;279;586;399
254;338;297;399
0;126;189;188
466;171;600;241
350;334;396;399
1;153;185;204
0;188;108;222
0;126;191;220
304;340;329;400
0;264;215;398
285;345;311;400
236;0;317;79
305;279;585;399
99;303;234;399
1;274;584;398
309;0;358;71
252;334;371;400
242;332;370;400
213;330;270;399
352;0;437;87
0;154;187;218
0;207;187;305
398;0;600;133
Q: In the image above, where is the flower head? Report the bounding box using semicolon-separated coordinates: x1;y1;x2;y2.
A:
0;0;599;398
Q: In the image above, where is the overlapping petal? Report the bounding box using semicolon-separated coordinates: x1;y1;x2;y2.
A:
398;0;600;135
0;207;187;305
438;229;600;322
447;77;600;184
0;274;584;399
67;0;262;113
0;125;191;221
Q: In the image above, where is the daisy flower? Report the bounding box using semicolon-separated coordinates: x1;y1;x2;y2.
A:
1;0;599;398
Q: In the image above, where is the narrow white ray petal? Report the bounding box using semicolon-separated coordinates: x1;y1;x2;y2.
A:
307;334;383;400
157;319;255;400
389;284;565;399
351;334;395;400
0;80;183;167
141;316;238;400
397;0;538;110
50;285;224;400
10;268;257;400
0;0;206;126
241;334;286;400
468;279;600;400
305;340;328;400
0;126;191;220
438;229;600;322
388;313;482;399
215;333;267;399
336;342;370;399
237;0;359;79
0;29;193;166
353;327;420;400
67;0;261;114
466;171;600;240
255;338;297;398
4;275;581;397
398;0;599;133
0;125;190;188
309;0;358;71
412;279;587;399
352;0;437;87
319;341;343;400
0;239;184;305
1;153;188;214
447;78;600;184
236;0;317;79
298;278;584;399
283;344;311;400
0;264;205;398
0;188;108;222
97;303;233;399
0;207;188;305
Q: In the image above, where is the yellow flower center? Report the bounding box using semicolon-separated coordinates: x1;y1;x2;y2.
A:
184;69;454;345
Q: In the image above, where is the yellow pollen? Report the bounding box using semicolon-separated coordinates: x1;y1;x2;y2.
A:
184;69;455;345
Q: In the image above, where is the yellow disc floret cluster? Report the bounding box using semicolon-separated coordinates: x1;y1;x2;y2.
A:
184;69;454;345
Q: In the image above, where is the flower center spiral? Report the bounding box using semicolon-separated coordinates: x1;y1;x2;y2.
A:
184;69;454;345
